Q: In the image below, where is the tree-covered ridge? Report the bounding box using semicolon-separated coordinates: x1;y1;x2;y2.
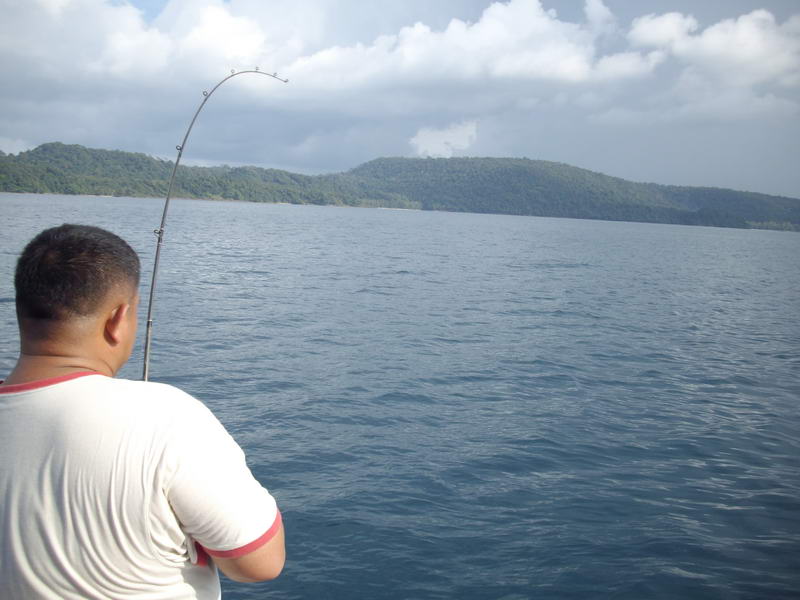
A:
1;142;798;230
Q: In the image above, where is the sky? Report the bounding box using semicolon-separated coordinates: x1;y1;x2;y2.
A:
1;0;799;198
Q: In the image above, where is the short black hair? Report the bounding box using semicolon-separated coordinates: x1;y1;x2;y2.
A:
15;224;140;320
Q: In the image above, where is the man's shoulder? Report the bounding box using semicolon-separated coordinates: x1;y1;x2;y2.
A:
100;376;194;397
77;375;212;420
66;377;226;449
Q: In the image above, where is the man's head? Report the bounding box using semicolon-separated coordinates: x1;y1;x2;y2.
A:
15;224;141;372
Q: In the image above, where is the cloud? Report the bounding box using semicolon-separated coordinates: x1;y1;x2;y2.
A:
628;12;698;47
35;0;71;17
410;120;478;157
0;0;798;196
593;50;665;81
591;87;798;126
89;14;172;76
584;0;616;37
616;9;800;123
284;0;659;89
630;10;800;87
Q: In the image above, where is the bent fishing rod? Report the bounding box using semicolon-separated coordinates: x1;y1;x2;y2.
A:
142;68;288;381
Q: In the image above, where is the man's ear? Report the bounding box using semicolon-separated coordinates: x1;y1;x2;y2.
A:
105;302;130;346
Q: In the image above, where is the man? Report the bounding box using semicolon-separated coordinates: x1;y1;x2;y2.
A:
0;224;284;599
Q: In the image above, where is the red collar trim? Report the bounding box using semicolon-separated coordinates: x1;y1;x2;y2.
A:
0;371;101;394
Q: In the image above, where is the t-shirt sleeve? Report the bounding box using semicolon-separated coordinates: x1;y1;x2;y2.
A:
163;395;280;557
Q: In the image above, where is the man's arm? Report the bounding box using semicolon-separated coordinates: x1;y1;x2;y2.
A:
212;522;286;582
161;389;285;583
213;524;286;583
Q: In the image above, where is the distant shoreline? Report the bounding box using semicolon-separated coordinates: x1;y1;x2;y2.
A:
2;143;798;231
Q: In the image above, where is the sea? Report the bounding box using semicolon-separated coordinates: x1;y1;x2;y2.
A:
1;192;799;599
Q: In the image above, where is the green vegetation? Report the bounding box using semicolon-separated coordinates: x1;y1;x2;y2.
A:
1;142;798;230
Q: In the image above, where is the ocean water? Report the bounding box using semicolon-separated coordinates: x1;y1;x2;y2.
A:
1;192;799;599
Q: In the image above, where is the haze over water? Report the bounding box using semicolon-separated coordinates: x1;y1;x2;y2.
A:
1;193;799;599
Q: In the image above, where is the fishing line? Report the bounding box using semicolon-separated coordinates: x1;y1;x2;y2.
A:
142;68;288;381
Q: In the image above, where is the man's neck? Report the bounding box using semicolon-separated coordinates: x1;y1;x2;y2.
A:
1;353;113;387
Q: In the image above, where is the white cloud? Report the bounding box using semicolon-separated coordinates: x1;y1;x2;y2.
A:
593;50;665;81
670;67;800;119
89;15;172;76
178;5;266;69
35;0;71;17
629;12;698;48
410;120;478;157
584;0;616;37
3;1;797;102
284;0;659;90
619;9;800;123
591;63;800;125
630;10;800;87
0;0;798;196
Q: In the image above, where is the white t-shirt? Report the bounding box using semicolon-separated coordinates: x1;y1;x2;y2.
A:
0;372;281;599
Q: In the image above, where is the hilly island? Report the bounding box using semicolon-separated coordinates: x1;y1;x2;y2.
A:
1;142;798;231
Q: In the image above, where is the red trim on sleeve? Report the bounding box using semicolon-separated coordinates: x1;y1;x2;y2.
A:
0;371;100;394
194;542;210;567
203;511;282;559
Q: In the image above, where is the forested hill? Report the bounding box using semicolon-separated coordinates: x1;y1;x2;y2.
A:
1;142;798;230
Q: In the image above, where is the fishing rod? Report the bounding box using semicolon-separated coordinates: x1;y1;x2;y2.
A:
142;68;289;381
